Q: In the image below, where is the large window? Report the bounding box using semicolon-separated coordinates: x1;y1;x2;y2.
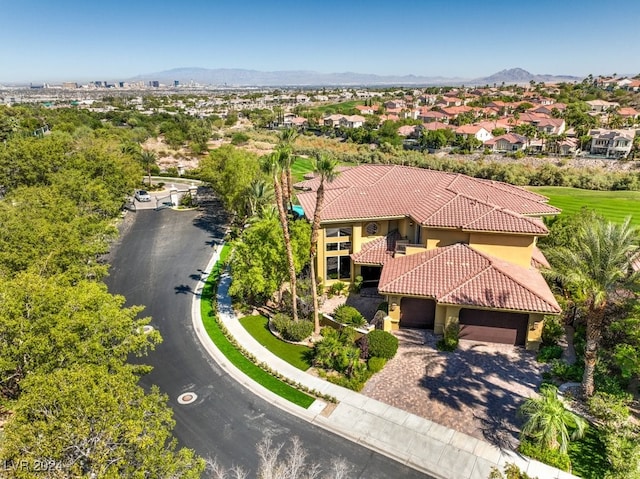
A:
325;227;352;238
326;256;351;280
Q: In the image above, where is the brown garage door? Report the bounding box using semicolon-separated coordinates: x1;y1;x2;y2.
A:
400;298;436;329
459;309;529;345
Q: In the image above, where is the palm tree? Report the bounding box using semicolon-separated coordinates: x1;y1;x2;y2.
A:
245;179;274;218
276;128;298;213
545;217;639;397
519;384;587;453
261;151;299;321
140;150;157;188
309;154;339;335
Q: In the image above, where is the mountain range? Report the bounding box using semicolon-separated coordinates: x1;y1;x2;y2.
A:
128;67;581;87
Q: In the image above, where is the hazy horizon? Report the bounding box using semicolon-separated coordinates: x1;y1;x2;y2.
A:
1;0;639;83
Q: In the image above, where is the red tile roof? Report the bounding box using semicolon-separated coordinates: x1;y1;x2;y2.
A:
378;244;561;314
531;245;550;269
350;231;401;265
295;165;558;234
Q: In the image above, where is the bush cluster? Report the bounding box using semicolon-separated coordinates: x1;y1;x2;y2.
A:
367;330;398;359
437;322;460;352
367;356;387;374
518;440;571;471
332;304;366;327
536;345;563;363
271;314;313;342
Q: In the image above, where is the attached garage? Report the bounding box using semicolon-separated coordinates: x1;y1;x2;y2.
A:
400;298;436;329
459;309;529;346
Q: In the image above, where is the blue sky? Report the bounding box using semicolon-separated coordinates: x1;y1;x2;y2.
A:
1;0;639;83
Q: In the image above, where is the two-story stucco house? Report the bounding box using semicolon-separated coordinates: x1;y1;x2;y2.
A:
295;165;561;350
589;128;636;158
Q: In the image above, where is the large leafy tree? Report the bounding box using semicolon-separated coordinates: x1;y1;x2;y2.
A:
0;271;160;399
198;145;263;218
545;216;640;397
229;217;310;304
309;154;339;335
0;365;204;479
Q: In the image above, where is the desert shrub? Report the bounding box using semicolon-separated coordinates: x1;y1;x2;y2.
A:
271;313;313;342
536;345;563;363
332;304;366;327
541;315;564;346
437;322;460;352
230;132;249;145
367;330;398;359
519;440;571;471
589;392;631;424
327;281;346;297
367;356;387;374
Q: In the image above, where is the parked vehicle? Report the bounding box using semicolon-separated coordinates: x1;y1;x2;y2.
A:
135;189;151;202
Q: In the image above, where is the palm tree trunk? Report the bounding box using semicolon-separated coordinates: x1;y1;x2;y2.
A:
273;175;298;322
311;183;325;335
582;305;605;398
563;305;577;364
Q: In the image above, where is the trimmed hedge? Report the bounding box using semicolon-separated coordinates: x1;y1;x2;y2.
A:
518;440;571;472
272;314;314;342
367;356;387;374
367;330;398;359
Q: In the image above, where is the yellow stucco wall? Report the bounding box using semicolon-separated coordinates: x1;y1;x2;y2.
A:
469;232;534;267
526;313;545;350
424;229;470;250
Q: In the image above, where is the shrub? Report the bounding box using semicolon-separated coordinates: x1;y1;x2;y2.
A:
327;281;346;297
230;132;249;145
271;313;313;342
352;275;363;293
437;322;460;352
588;392;631;425
367;356;387;374
519;440;571;471
489;463;537;479
549;359;583;382
367;330;398;359
332;304;366;327
541;315;564;346
536;345;563;363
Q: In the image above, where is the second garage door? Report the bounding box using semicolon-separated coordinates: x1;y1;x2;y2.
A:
400;298;436;329
459;309;529;346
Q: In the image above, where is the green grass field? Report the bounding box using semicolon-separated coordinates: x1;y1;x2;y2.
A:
529;187;640;226
310;100;361;115
239;315;312;371
291;156;315;183
200;245;315;409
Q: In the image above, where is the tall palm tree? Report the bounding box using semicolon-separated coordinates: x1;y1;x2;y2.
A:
261;151;299;321
245;179;273;218
309;154;339;335
545;217;639;397
276;128;298;213
139;150;157;187
519;384;587;453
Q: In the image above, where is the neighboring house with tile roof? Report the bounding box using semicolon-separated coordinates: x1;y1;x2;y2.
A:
485;133;528;152
294;164;561;350
589;128;636;158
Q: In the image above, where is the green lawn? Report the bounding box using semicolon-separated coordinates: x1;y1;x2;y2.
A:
291;156;315;183
310;100;361;116
529;186;640;226
239;315;312;371
199;245;315;409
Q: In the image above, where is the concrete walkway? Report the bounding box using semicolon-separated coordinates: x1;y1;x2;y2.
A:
191;250;579;479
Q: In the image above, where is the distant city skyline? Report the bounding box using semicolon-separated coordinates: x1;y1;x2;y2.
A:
1;0;639;83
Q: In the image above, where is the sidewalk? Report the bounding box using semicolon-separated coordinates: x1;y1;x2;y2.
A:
191;251;578;479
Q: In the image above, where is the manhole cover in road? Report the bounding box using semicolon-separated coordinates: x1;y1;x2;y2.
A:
177;392;197;405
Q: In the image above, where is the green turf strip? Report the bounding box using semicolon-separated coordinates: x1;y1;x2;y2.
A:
529;186;640;226
239;315;312;371
200;245;315;408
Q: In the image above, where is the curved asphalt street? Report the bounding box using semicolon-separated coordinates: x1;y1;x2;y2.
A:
104;202;430;478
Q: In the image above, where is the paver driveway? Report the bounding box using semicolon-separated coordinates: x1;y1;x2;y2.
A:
361;329;546;449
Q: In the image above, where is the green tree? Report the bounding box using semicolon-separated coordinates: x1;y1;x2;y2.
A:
309;154;340;335
198;145;262;217
0;271;160;399
0;365;204;478
519;384;587;453
140;149;157;187
545;217;640;397
229;217;310;304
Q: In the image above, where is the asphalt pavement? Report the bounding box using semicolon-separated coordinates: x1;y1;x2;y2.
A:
104;203;430;478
